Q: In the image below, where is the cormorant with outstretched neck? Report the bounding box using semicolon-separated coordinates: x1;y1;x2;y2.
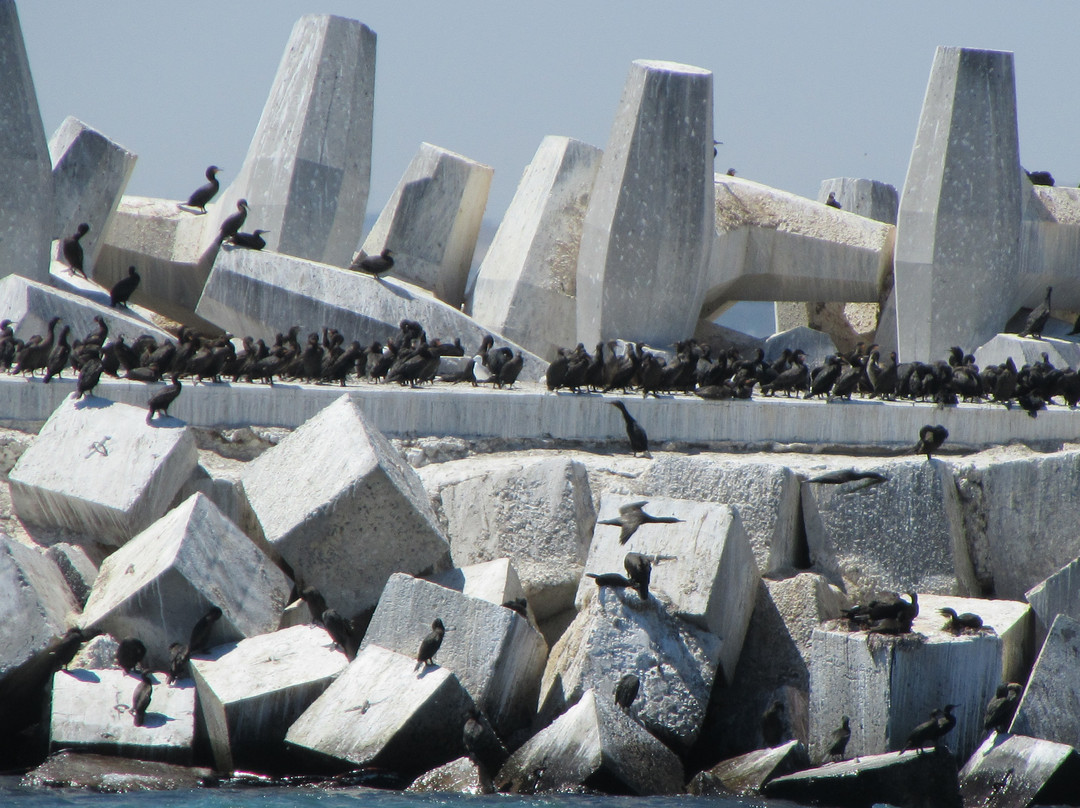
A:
42;325;72;383
131;669;154;726
146;375;182;423
612;401;649;457
584;571;634;590
614;673;640;710
44;627;86;673
599;500;682;544
1018;285;1053;339
110;266;140;308
182;166;221;214
416;618;445;670
915;425;948;460
217;199;249;243
61;223;91;277
226;229;269;250
116;637;146;674
188;605;223;655
350;247;394;279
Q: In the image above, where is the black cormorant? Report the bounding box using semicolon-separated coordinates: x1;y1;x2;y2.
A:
146;375;182;423
188;605;223;655
167;642;190;685
612;401;649;457
350;248;394;278
416;618;445;670
915;425;948;460
1018;286;1053;339
614;673;640;710
116;637;147;674
61;223;91;277
226;229;269;250
217;199;249;243
598;500;682;544
321;608;357;660
939;607;983;633
131;669;153;726
827;715;851;761
183;166;222;214
623;552;652;599
983;683;1021;734
762;699;785;747
110;266;140;308
825;192;842;209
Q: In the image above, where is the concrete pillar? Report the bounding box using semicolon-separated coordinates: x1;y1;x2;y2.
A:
817;178;899;224
893;47;1022;362
361;142;493;307
468;136;602;360
0;0;53;283
576;60;714;348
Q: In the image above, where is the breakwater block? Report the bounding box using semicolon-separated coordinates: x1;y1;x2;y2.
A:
687;740;810;796
427;558;536;626
45;542;98;608
190;623;349;773
958;732;1080;808
360;572;547;739
540;584;719;753
49;669;197;764
285;644;474;779
406;756;488;795
577;494;758;679
420;454;594;620
1009;613;1080;745
240;394;451;616
495;688;683;795
8;396;197;546
80;493;292;670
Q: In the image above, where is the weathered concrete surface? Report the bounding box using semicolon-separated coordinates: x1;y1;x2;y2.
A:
190;624;349;772
801;458;976;598
496;688;683;795
23;749;213;791
579;494;758;677
808;622;1002;764
195;245;547;380
775;300;881;358
48;116;136;275
764;747;962;808
419;454;594;620
80;493;293;670
687;740;810;796
0;0;53;284
973;333;1080;373
285;644;474;778
1027;555;1080;646
1019;181;1080;307
763;326;838;374
1009;614;1080;747
172;457;256;541
361;142;492;306
468;136;602;360
959;732;1080;808
406;756;488;795
576;60;714;348
818;178;899;224
706;174;894;319
539;584;719;752
893;47;1023;363
214;15;375;267
49;669;197;764
360;573;547;739
241;395;451;616
9;397;198;546
45;542;98;608
635;455;801;574
427;558;534;624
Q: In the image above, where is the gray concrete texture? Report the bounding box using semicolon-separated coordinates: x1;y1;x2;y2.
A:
1009;613;1080;747
817;178;899;224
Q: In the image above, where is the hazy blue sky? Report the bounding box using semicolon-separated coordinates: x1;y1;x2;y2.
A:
19;2;1080;229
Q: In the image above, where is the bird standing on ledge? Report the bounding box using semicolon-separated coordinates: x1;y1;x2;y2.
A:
612;401;650;457
350;248;395;279
181;165;222;214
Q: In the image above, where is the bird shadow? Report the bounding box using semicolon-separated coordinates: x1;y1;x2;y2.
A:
60;669;100;683
73;395;113;410
139;712;174;729
415;662;438;679
146;415;185;429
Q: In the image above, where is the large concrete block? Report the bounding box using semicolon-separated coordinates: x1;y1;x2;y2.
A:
578;494;758;679
407;757;488;795
360;572;547;739
576;60;714;348
0;0;53;284
285;644;474;778
894;47;1023;362
195;246;547;380
49;669;197;763
24;749;212;791
688;740;810;796
427;558;530;617
80;493;293;670
636;455;802;573
496;688;683;796
539;585;719;752
973;333;1080;372
419;454;594;620
1027;555;1080;646
468;136;602;360
9;397;198;546
817;178;899;224
959;732;1080;808
808;621;1002;764
48;116;136;274
190;624;350;772
214;15;375;268
241;396;451;617
45;543;98;608
1009;613;1080;746
1019;182;1080;307
706;174;894;319
362;142;492;306
801;458;976;598
763;326;838;373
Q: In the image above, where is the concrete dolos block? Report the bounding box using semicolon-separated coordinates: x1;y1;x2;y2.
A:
214;15;375;268
894;47;1023;362
362;142;493;307
9;397;198;546
576;60;714;348
80;493;293;670
468;136;603;360
240;395;452;616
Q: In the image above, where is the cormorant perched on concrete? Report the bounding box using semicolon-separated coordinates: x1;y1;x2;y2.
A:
44;627;86;673
463;707;509;784
42;325;72;383
827;715;851;761
300;587;329;624
188;605;222;655
612;401;650;457
501;597;528;618
61;223;91;277
843;592;918;631
904;706;955;754
623;552;651;600
217;199;249;243
416;618;445;670
321;608;357;660
983;683;1021;734
146;375;182;424
825;192;842;209
182;166;221;214
546;348;569;391
939;607;983;633
1019;286;1053;339
13;316;60;377
110;266;140;308
762;700;785;747
584;571;635;590
226;229;269;250
116;637;146;674
167;643;190;685
915;425;948;460
614;673;640;710
350;247;394;279
496;351;524;389
131;669;154;726
598;501;683;544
